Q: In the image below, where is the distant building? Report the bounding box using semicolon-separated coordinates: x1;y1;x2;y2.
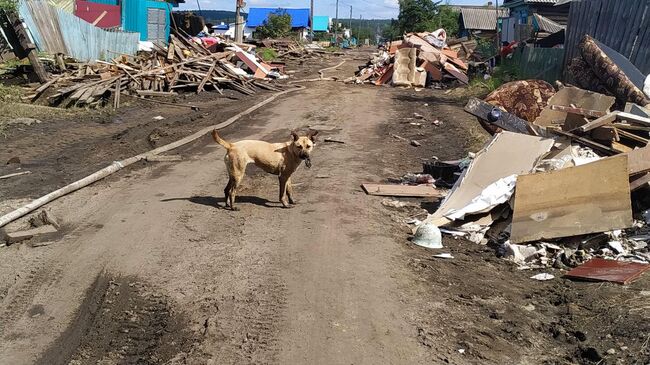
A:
211;22;253;40
312;16;330;33
453;5;510;39
71;0;185;42
501;0;570;44
246;7;311;39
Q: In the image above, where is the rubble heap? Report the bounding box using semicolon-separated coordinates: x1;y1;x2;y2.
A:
27;32;286;108
419;76;650;279
351;30;469;87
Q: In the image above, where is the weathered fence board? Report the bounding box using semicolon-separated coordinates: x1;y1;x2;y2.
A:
508;47;566;84
564;0;650;76
18;0;139;61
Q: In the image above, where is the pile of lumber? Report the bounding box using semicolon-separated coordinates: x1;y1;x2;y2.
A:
261;39;330;60
27;33;285;108
351;31;469;87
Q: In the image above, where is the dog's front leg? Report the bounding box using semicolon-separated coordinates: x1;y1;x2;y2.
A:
278;175;292;208
286;177;297;205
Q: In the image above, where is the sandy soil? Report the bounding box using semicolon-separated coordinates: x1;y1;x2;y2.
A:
0;50;648;365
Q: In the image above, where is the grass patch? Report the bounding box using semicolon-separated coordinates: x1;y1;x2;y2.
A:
324;46;341;52
468;62;522;93
257;47;278;62
0;83;24;102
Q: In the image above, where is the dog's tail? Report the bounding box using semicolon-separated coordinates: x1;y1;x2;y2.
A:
211;130;232;149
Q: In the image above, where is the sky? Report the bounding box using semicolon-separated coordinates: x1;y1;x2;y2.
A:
177;0;492;20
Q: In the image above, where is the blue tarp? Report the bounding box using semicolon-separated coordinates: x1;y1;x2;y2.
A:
247;8;310;28
313;16;329;32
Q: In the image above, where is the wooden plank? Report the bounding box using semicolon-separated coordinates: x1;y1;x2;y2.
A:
618;145;650;176
549;105;608;118
465;98;532;134
113;77;121;109
135;90;178;97
577;112;620;132
617;112;650;126
361;184;444;198
549;128;619;155
613;123;650;131
616;128;649;144
510;155;633;244
631;172;650;191
612;141;633;153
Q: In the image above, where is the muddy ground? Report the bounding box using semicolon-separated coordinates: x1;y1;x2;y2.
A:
0;49;648;365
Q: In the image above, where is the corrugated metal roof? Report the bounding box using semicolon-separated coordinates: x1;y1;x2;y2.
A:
458;7;510;31
533;12;565;33
247;8;310;28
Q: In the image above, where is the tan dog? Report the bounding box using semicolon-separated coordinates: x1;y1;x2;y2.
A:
212;129;318;210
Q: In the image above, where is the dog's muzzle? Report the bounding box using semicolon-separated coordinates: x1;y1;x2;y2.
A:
301;154;312;168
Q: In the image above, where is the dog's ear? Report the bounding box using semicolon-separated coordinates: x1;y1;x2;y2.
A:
308;129;319;142
291;130;299;141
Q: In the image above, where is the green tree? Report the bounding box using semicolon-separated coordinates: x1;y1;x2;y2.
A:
0;0;17;11
433;5;459;37
397;0;440;34
255;11;292;39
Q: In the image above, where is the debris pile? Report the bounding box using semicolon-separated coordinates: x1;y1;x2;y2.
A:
27;32;286;108
261;39;332;61
416;76;650;280
351;30;469;87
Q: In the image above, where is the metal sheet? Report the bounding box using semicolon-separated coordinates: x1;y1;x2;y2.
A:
565;258;650;284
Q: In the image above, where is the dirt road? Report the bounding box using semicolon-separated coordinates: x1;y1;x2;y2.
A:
2;54;649;365
0;59;435;364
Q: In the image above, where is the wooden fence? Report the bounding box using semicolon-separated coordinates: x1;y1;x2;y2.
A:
508;47;566;83
564;0;650;75
18;0;139;61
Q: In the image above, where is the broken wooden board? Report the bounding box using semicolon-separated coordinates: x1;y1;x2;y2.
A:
427;132;555;225
1;224;58;244
604;145;650;176
630;172;650;191
549;105;607;118
617;112;650;127
422;61;442;81
510;155;633;244
443;62;468;84
549;128;619;155
565;258;649;285
577;112;619;132
534;87;615;128
375;65;394;85
361;184;444;198
465;98;532;134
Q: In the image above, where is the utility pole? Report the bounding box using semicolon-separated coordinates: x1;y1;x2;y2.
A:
334;0;339;44
310;0;314;42
349;6;352;38
235;0;245;43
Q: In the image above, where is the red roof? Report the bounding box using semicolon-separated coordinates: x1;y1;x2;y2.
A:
74;0;121;29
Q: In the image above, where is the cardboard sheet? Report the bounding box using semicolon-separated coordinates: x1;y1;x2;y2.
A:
428;132;555;226
534;87;615;129
510;155;633;243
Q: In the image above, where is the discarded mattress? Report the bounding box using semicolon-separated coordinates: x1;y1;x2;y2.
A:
480;80;556;134
579;35;650;106
568;57;612;96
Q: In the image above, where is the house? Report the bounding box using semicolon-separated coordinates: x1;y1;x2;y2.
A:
453;5;510;39
211;22;253;40
246;7;311;39
501;0;570;44
70;0;184;42
122;0;184;42
313;16;330;33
